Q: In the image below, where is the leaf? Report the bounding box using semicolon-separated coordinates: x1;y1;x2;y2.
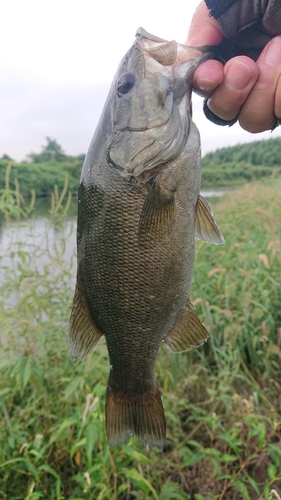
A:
218;434;245;455
0;458;25;469
26;493;44;500
219;454;236;463
204;447;221;457
232;479;250;500
187;440;201;448
39;464;61;480
263;480;270;499
268;443;281;456
0;396;13;434
85;424;97;466
246;474;260;494
159;481;189;499
268;464;276;481
70;438;86;460
122;444;150;464
24;459;39;480
49;417;77;444
23;357;32;388
257;423;266;448
125;468;159;500
117;484;128;495
39;464;62;498
181;452;205;467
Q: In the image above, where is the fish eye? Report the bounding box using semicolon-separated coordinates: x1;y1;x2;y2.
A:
116;73;135;96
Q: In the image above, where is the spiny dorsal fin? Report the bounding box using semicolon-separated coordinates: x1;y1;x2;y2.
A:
164;299;208;353
195;194;224;244
68;282;103;361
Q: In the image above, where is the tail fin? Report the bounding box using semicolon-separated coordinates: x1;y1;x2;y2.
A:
106;386;166;451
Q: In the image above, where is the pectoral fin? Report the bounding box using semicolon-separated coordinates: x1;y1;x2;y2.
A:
138;172;176;238
195;195;224;244
164;299;208;353
68;281;103;361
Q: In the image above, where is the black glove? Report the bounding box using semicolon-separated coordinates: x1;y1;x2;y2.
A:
203;0;281;126
206;0;281;62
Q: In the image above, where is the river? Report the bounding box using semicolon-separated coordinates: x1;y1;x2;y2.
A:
0;188;228;290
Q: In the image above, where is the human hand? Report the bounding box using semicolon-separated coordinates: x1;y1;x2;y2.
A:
187;1;281;132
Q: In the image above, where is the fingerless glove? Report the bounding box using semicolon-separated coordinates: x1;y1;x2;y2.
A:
206;0;281;61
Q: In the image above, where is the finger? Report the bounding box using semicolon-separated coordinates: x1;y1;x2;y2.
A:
274;73;281;120
187;1;224;99
206;56;259;122
238;36;281;132
192;59;224;97
186;1;223;46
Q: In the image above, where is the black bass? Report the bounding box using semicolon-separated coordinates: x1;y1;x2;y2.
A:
68;28;224;451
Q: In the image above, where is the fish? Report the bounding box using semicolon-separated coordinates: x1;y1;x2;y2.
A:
68;27;224;451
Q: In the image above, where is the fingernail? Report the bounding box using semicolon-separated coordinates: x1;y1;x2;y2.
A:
263;36;281;67
225;63;254;91
196;78;217;93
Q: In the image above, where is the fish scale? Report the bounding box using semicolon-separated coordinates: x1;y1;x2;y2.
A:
68;27;224;450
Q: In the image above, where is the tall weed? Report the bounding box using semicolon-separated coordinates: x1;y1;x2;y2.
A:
0;180;280;499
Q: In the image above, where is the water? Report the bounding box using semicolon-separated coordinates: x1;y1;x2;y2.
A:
200;188;230;198
0;198;77;295
0;188;228;288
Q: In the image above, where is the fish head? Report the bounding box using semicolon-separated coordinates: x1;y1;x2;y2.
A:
107;27;211;180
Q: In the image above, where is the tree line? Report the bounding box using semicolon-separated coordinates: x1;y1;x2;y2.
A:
0;138;85;196
1;136;281;196
201;137;281;186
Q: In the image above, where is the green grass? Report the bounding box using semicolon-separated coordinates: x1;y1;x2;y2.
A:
0;179;281;499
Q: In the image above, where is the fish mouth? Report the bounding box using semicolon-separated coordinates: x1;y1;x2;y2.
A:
135;27;206;80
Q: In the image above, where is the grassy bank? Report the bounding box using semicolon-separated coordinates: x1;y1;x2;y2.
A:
201;137;281;188
0;180;281;499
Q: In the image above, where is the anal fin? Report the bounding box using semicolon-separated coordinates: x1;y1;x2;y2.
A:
68;280;103;362
195;194;224;244
164;299;208;353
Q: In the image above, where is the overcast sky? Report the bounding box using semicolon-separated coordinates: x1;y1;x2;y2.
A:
1;0;281;162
